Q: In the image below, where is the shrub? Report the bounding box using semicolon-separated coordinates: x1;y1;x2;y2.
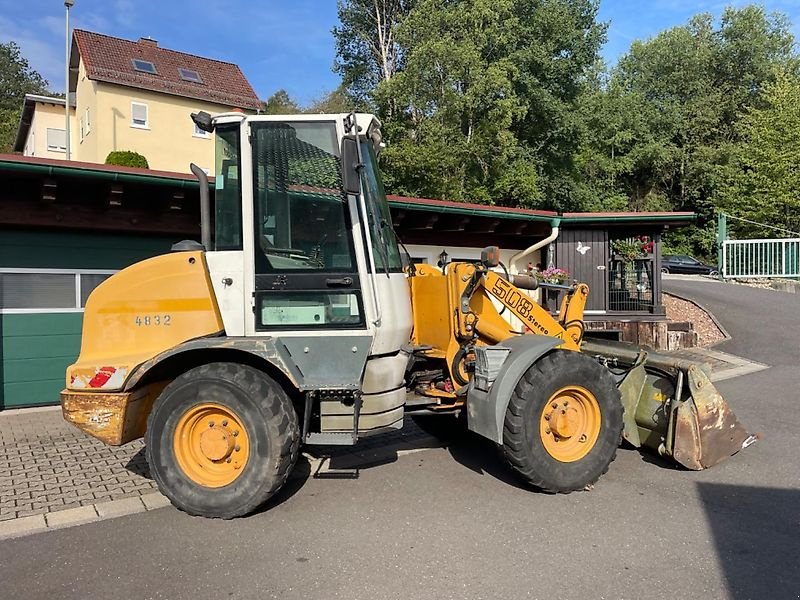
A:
104;150;149;169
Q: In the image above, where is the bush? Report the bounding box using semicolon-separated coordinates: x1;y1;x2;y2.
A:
105;150;149;169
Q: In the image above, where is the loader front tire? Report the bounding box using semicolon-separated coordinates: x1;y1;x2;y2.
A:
145;362;300;518
502;350;622;493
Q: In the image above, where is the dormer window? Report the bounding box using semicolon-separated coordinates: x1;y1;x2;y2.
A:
179;68;203;83
132;59;157;74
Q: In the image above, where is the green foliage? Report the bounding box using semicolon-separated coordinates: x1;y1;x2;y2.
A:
0;41;50;152
717;69;800;235
328;2;800;256
333;0;416;107
576;5;797;255
262;90;302;115
105;151;149;169
374;0;603;207
305;85;359;114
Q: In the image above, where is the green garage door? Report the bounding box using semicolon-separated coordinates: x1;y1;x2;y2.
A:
0;230;177;410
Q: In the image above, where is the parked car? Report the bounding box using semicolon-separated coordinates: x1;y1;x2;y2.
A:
661;254;718;276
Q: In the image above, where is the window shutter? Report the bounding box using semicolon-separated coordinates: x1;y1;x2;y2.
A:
132;103;147;125
46;128;66;150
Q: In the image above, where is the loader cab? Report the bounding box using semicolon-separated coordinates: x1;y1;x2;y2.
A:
203;112;413;437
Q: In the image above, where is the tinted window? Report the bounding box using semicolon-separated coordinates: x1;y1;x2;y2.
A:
251;121;355;273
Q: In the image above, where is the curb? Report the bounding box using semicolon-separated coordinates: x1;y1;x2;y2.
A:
662;290;732;347
0;492;172;541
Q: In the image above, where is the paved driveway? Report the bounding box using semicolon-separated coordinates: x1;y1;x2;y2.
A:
0;278;798;600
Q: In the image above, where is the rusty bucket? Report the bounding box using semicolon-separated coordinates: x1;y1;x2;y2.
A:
582;339;757;470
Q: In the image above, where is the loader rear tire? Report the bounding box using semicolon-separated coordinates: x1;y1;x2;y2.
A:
145;362;300;519
502;350;623;493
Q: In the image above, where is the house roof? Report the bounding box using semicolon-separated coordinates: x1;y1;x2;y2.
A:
71;29;262;111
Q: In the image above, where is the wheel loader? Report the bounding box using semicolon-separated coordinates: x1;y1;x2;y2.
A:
60;112;755;518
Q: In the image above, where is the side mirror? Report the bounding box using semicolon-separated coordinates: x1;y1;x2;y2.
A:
191;111;214;133
341;136;361;196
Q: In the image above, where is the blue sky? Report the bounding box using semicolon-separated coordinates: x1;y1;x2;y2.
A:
1;1;798;106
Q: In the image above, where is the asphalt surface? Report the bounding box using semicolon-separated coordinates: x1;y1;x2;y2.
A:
1;278;799;600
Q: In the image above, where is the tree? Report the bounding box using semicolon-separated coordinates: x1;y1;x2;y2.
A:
717;69;800;235
332;0;416;107
378;0;541;204
575;5;798;255
305;85;358;114
508;0;607;211
0;41;50;152
262;89;302;115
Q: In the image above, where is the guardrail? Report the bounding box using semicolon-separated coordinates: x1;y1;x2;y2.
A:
722;238;800;278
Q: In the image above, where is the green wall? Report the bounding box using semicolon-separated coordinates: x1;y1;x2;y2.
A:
0;229;178;269
0;229;180;409
0;313;82;409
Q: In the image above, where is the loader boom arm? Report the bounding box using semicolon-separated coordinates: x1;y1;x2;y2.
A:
480;270;587;351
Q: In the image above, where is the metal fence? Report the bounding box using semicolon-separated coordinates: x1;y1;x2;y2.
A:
722;238;800;279
608;258;654;311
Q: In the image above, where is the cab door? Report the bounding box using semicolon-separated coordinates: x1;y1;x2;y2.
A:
248;121;366;333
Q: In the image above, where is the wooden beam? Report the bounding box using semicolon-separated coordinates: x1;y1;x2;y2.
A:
437;216;470;232
107;184;123;208
41;178;57;204
405;214;439;230
467;218;500;234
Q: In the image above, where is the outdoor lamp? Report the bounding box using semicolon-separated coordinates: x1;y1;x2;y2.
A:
437;249;449;270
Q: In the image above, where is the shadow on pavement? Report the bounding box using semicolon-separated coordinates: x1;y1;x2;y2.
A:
124;447;152;479
254;455;313;514
697;482;800;599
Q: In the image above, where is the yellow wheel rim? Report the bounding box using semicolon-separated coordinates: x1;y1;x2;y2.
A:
539;386;601;463
173;403;250;488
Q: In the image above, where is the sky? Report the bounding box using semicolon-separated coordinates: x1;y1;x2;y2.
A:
1;0;799;107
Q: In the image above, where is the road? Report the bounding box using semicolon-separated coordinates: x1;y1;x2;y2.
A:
1;278;798;600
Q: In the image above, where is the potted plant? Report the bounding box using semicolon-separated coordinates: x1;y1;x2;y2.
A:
611;235;654;262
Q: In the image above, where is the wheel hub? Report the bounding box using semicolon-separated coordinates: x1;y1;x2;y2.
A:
539;386;602;463
551;406;580;439
199;427;235;461
173;403;250;488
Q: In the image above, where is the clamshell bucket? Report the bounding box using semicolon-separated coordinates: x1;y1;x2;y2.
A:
582;339;756;470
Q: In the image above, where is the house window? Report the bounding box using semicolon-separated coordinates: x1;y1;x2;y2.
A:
79;117;85;141
0;270;117;313
85;108;91;134
132;59;157;74
131;102;149;128
179;68;203;83
46;128;66;152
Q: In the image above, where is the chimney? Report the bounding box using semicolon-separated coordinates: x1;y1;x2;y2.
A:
139;37;158;47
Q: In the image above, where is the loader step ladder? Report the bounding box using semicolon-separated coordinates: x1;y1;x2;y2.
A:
302;390;363;446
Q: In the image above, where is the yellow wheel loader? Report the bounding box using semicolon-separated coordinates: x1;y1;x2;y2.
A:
60;112;754;518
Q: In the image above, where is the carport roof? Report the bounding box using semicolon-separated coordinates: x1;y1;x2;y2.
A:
0;154;696;229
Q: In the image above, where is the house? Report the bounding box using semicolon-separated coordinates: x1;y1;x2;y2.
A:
14;30;261;172
13;95;75;159
0;153;696;410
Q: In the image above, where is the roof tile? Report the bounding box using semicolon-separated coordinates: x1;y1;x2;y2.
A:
73;29;261;111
